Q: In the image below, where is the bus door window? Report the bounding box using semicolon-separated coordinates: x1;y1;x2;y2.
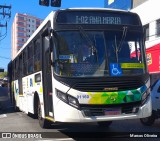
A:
43;35;53;113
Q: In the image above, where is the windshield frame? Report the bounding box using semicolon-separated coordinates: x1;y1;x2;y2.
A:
52;28;147;78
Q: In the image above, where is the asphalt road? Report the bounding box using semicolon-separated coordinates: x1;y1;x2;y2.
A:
1;86;160;141
0;86;11;111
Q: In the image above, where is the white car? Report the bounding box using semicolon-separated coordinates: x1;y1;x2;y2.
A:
1;77;8;87
0;78;3;87
140;79;160;126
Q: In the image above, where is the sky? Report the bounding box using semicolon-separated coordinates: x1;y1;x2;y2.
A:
0;0;105;71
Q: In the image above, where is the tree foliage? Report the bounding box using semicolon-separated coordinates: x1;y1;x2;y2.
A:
0;72;7;78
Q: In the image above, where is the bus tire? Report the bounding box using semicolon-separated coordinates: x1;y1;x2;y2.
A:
97;121;112;127
14;106;20;112
140;115;155;126
38;100;52;128
13;98;20;112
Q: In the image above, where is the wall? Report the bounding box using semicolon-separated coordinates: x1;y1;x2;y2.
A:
105;0;132;10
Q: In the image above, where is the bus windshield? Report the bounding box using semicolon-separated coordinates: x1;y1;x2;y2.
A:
54;30;146;77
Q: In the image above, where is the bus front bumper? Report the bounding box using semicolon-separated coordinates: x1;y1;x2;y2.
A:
54;95;152;123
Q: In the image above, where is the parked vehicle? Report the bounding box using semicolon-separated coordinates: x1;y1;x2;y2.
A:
1;77;8;87
0;78;3;86
140;79;160;126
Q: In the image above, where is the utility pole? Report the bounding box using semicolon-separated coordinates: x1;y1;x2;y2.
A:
0;4;11;71
0;22;7;28
0;4;11;19
0;4;11;38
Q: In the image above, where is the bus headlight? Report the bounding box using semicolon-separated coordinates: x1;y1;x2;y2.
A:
68;95;79;109
57;90;68;103
56;90;80;109
142;88;150;105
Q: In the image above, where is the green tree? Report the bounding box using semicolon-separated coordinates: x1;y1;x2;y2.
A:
0;71;7;78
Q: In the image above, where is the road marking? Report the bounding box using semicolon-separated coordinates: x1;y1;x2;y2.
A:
37;138;74;141
54;139;74;141
0;114;7;118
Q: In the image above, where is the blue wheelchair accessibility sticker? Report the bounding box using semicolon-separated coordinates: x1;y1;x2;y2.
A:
110;63;122;76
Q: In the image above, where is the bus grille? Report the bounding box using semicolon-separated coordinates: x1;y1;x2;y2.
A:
72;80;143;92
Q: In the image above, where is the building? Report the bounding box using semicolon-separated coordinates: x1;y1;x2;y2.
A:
12;13;43;59
131;0;160;84
132;0;148;8
105;0;148;10
105;0;132;10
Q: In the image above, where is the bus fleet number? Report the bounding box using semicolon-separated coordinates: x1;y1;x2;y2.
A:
77;95;89;99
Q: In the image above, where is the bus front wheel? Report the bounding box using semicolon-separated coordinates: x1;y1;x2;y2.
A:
140;115;155;126
97;121;112;127
38;100;52;128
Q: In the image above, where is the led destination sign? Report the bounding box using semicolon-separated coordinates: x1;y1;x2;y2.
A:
56;11;140;25
75;16;121;24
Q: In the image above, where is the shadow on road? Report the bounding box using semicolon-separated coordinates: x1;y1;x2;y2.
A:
0;86;15;114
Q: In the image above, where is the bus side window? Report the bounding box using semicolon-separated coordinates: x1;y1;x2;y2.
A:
15;59;19;80
19;54;23;77
28;44;34;73
23;49;27;76
34;38;41;72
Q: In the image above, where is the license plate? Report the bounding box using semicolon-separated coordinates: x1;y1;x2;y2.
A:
104;108;121;115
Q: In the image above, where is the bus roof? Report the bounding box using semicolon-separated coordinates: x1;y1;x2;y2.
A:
66;7;130;12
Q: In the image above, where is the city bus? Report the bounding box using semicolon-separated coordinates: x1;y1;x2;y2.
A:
8;8;152;128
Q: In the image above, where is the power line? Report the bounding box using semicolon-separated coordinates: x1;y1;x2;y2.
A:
0;4;11;42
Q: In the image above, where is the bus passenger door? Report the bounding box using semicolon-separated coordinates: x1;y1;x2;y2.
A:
42;35;54;118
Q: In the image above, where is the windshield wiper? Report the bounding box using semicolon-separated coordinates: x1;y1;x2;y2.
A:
78;26;98;62
113;26;128;63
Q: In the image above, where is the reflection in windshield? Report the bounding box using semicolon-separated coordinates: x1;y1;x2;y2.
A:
54;30;146;77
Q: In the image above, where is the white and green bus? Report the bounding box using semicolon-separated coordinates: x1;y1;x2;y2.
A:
8;8;151;128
